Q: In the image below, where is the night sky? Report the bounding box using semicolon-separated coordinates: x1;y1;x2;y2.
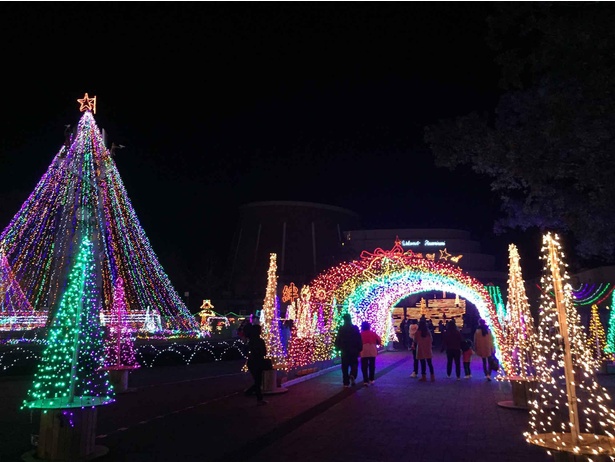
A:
0;3;541;292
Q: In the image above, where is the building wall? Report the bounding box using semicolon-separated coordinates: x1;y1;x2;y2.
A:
222;202;507;312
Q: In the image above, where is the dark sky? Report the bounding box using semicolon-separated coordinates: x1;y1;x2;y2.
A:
1;3;537;286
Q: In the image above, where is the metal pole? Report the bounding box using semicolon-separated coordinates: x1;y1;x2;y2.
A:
548;235;580;443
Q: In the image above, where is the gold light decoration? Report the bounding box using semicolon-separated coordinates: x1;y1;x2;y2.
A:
501;244;537;379
587;304;609;362
77;92;96;113
439;248;451;260
261;253;286;370
282;282;299;304
450;254;463;263
525;233;615;457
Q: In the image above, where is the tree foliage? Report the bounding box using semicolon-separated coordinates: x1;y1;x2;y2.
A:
424;2;615;262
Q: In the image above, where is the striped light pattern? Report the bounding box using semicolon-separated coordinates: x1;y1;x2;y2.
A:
486;284;506;325
22;238;115;409
536;282;615;307
525;233;615;456
0;246;33;318
0;108;199;337
285;239;507;370
501;243;537;379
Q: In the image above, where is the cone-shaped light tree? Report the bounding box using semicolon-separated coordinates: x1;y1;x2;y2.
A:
525;232;615;457
261;253;286;369
22;238;114;409
0;95;199;337
587;303;609;363
501;243;537;378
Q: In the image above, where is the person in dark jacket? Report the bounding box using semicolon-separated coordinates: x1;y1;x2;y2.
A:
244;324;268;405
334;313;363;387
441;318;463;380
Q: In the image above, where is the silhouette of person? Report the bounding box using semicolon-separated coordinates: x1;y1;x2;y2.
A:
334;313;363;387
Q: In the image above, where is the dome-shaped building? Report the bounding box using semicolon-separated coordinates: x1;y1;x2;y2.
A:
223;201;361;311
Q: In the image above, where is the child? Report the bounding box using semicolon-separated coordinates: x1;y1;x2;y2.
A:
461;339;474;379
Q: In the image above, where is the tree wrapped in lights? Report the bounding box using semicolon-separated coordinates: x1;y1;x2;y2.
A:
501;244;537;379
104;277;139;370
22;238;114;409
525;233;615;458
261;253;286;369
587;304;609;363
0;95;199;337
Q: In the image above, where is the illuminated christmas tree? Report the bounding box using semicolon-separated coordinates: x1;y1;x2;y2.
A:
261;253;286;369
0;94;199;337
104;277;139;370
587;303;608;362
525;233;615;458
501;244;537;378
22;238;114;409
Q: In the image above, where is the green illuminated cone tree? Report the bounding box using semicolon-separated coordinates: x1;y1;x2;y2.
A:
23;238;114;409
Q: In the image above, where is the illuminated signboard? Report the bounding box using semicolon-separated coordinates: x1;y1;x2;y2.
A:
401;239;446;247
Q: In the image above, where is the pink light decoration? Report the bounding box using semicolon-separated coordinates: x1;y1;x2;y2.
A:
104;277;139;370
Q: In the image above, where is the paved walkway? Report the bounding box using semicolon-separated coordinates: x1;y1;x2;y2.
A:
4;350;615;461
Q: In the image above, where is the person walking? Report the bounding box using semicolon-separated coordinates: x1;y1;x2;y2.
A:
462;339;474;378
360;321;382;386
474;318;495;381
441;318;463;380
244;324;268;405
413;318;435;382
334;313;363;387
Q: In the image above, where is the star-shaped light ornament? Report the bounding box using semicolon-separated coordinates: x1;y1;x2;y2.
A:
77;93;97;113
439;248;451;260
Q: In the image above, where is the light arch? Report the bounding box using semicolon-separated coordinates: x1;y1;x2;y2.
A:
286;239;508;369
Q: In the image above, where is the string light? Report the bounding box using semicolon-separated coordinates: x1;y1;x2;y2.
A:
500;244;537;379
261;253;286;370
284;238;508;370
525;233;615;457
22;238;115;409
587;304;608;363
0;99;200;337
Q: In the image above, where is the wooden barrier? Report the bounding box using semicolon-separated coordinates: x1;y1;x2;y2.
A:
34;407;108;461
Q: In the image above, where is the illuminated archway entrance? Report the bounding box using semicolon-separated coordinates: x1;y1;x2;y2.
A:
285;239;507;369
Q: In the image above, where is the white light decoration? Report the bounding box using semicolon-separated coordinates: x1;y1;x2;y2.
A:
525;233;615;457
